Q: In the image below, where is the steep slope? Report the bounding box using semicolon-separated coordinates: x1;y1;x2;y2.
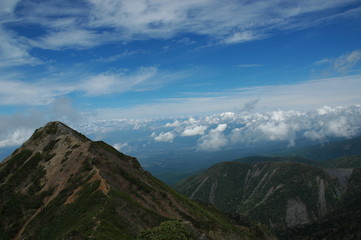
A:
280;166;361;239
0;122;267;240
175;161;342;230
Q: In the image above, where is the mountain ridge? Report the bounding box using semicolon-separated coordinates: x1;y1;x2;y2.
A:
175;157;361;231
0;121;269;240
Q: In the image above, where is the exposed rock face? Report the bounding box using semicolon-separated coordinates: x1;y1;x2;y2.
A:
209;180;218;204
316;177;327;217
286;198;310;227
0;122;262;240
323;168;353;189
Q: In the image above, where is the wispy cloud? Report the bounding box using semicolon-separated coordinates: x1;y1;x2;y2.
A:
236;64;264;68
80;67;158;96
0;66;186;105
93;50;141;63
1;0;358;55
34;28;102;50
223;31;264;44
0;97;81;148
0;78;71;105
333;50;361;74
91;74;361;119
313;50;361;75
0;27;42;67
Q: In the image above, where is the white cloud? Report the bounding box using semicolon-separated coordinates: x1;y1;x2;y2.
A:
223;31;263;44
0;78;71;105
91;74;361;119
165;120;181;127
198;124;228;151
0;128;33;148
35;28;102;50
313;50;361;75
0;97;82;148
145;105;361;151
220;112;236;120
1;104;360;151
113;142;132;154
85;0;358;44
333;50;361;74
152;131;176;142
81;67;158;96
258;122;291;141
181;125;207;136
0;0;358;52
0;27;42;67
0;66;182;106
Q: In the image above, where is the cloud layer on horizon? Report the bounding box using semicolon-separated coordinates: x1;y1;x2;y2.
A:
0;104;360;153
148;105;361;151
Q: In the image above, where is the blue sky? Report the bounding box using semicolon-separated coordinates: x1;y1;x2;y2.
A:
1;0;361;156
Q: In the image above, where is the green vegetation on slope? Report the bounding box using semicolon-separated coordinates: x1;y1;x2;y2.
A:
175;160;342;230
137;220;198;240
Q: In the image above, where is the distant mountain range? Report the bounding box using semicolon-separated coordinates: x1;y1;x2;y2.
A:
278;136;361;161
0;122;269;240
175;154;361;238
150;135;361;185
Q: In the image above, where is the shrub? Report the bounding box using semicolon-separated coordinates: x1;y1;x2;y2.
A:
43;139;60;152
137;220;197;240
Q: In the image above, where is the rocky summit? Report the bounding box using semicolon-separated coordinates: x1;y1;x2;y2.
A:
0;121;270;240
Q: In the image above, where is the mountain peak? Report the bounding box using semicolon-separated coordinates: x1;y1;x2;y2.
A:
0;122;264;240
28;121;88;143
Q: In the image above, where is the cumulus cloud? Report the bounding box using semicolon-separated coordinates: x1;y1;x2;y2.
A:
152;131;176;142
2;103;360;152
145;105;361;151
303;107;361;141
198;124;228;151
181;125;207;136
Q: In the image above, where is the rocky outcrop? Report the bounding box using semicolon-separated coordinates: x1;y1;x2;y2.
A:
286;198;311;227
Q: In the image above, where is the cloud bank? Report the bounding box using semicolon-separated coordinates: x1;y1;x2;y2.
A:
0;104;360;154
149;105;361;151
